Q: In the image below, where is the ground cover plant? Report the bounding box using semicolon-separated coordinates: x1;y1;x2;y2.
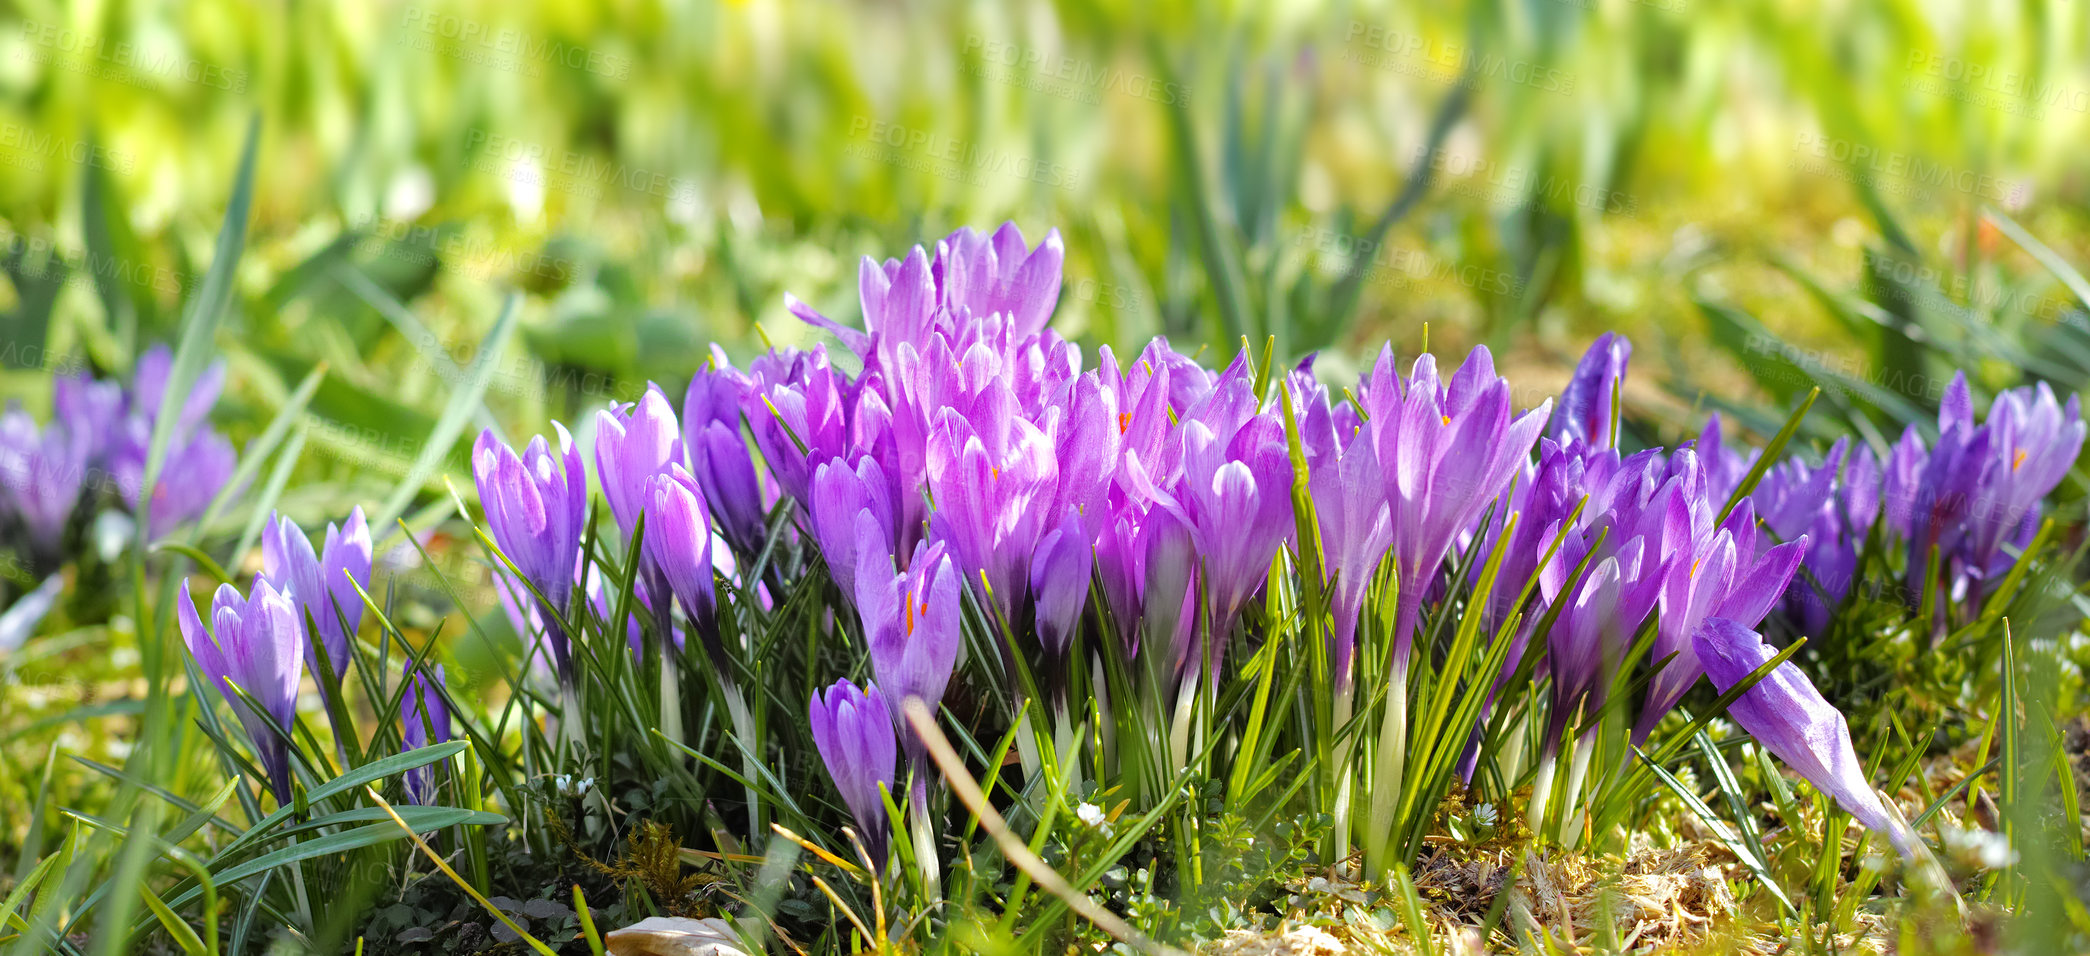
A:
0;123;2084;953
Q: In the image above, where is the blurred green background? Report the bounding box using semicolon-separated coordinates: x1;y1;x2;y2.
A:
1;0;2088;511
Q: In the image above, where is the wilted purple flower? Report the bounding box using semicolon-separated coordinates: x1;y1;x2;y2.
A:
808;678;898;865
400;662;451;806
1029;509;1093;658
1695;617;1915;856
262;507;373;689
685;348;769;555
1365;345;1551;667
473;425;586;681
858;533;962;755
1549;333;1631;450
179;576;303;806
640;464;718;640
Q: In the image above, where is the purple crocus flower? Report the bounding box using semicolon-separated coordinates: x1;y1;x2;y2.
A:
1310;418;1392;691
126;428;238;541
594;386;685;622
1029;509;1093;658
1962;382;2082;579
1549;332;1630;450
179;576;303;806
1771;445;1879;636
808;456;900;607
262;507;373;690
400;662;451;806
640;464;718;641
0;407;93;563
473;425;586;681
1093;495;1149;655
52;372;123;466
858;532;963;757
935;223;1065;341
106;347;237;539
1696;413;1757;507
786;222;1065;368
129;344;225;436
593;386;686;542
1365;345;1551;668
1879;425;1928;540
1753;438;1847;542
685;348;769;556
809;678;899;866
1694;617;1915;856
925;401;1060;627
1544;556;1624;744
1125;361;1294;684
1641;498;1805;742
1138;506;1202;681
744;346;848;508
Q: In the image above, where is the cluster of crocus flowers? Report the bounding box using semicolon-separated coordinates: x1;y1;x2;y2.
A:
757;225;2035;871
178;220;2076;871
1698;372;2084;638
0;345;235;572
179;507;376;804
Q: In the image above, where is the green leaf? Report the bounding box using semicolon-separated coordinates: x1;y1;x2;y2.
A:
139;114;260;540
371;293;520;538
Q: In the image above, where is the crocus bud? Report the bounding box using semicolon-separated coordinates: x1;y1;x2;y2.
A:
1029;510;1092;657
179;577;303;807
473;425;586;681
1549;332;1630;451
594;386;685;543
808;679;898;866
685;350;769;556
401;662;451;806
641;464;717;636
808;456;898;606
263;507;373;691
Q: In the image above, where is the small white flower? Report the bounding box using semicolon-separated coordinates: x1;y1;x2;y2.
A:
1943;825;2018;869
552;774;596;796
1473;803;1499;827
1076;802;1107;830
